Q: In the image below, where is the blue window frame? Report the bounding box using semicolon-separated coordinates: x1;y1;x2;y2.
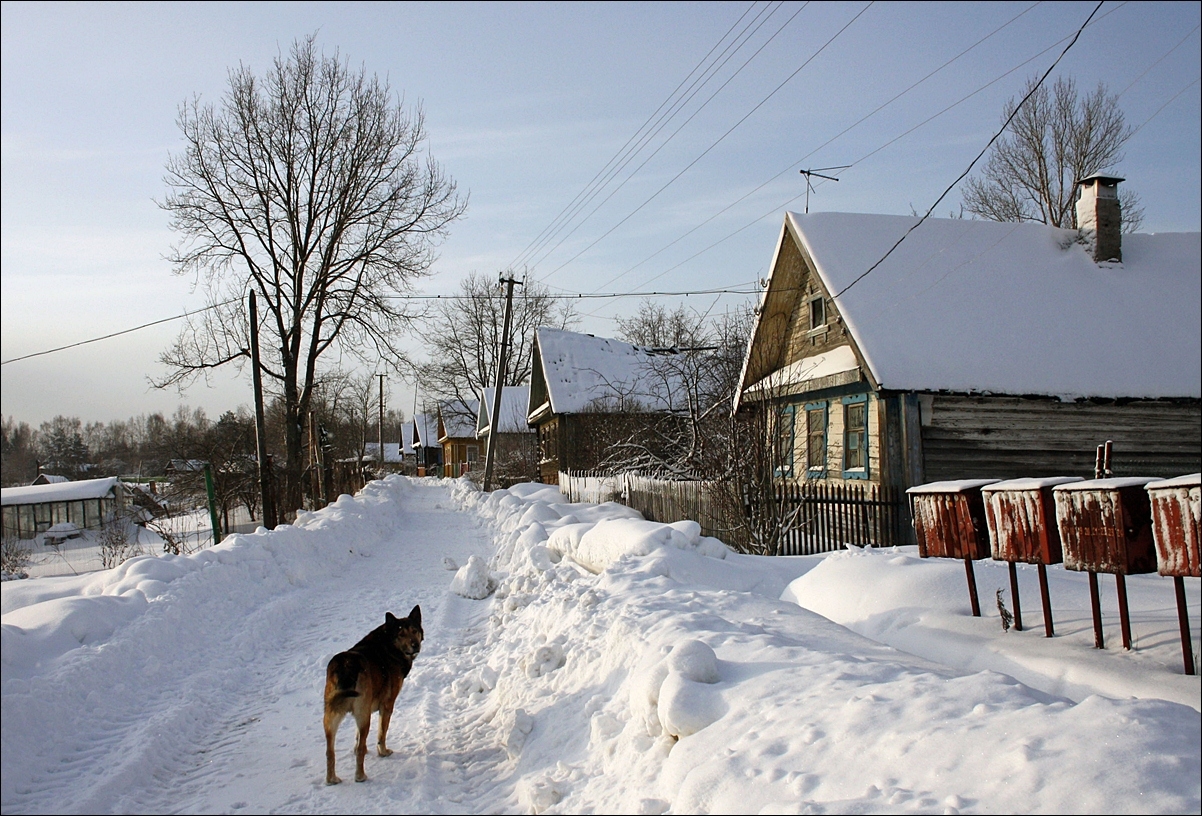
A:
803;401;828;478
841;393;869;480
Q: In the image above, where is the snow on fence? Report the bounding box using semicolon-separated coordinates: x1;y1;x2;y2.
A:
559;471;910;555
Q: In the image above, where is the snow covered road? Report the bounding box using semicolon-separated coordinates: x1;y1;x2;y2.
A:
2;479;511;813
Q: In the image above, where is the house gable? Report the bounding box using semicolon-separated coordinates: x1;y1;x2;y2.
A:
737;218;873;408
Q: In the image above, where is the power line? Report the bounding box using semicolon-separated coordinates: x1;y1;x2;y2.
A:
580;0;1042;295
1116;24;1200;100
1128;75;1201;140
834;0;1105;300
602;1;1125;299
536;1;873;284
523;2;808;274
0;298;241;366
0;288;768;366
507;1;775;272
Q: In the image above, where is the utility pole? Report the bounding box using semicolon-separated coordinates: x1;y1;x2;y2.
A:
483;273;521;491
378;373;386;474
248;291;277;529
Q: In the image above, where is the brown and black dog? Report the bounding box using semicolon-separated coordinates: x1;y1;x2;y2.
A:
323;605;423;784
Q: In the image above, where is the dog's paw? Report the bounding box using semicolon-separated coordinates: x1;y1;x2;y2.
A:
378;746;393;757
326;775;342;785
355;773;368;783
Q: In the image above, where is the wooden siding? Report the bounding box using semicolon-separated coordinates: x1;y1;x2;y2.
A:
920;395;1202;481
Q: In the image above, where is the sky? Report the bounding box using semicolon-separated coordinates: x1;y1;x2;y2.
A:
2;1;1200;428
2;475;1199;812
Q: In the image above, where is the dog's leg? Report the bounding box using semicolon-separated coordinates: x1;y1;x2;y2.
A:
377;699;395;757
353;705;370;782
324;710;346;785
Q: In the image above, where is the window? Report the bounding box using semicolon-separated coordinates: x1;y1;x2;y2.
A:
466;445;479;464
775;405;796;478
842;394;868;479
808;296;826;330
805;402;827;474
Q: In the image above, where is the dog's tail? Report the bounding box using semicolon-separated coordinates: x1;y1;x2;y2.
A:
327;652;363;700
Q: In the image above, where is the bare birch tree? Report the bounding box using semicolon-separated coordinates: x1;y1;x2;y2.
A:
418;272;577;416
963;75;1143;232
156;36;464;514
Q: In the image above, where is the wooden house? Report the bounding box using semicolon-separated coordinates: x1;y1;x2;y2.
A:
477;386;538;485
1;476;125;540
736;178;1201;491
527;327;689;485
438;399;480;478
409;413;442;475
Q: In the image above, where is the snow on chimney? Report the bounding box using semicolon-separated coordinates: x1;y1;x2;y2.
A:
1076;173;1124;263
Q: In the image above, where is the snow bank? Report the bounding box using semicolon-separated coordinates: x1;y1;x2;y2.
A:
447;481;1200;815
2;478;410;682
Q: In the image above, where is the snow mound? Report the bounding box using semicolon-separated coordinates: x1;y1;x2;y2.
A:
450;554;496;599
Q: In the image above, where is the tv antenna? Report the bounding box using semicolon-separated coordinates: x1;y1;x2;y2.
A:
798;166;849;213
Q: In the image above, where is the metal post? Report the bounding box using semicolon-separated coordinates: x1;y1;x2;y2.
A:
964;557;981;617
483;274;521;491
1088;571;1105;649
203;463;221;548
249;291;276;529
1008;561;1023;631
1116;573;1133;650
1175;576;1197;675
1038;562;1055;637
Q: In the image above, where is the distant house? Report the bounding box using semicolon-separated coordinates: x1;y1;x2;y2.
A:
438;399;481;478
527;327;689;484
362;442;405;470
410;413;442;474
477;386;537;485
30;474;69;485
1;477;125;540
736;177;1201;490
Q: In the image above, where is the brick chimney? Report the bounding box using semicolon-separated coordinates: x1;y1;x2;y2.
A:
1076;173;1124;262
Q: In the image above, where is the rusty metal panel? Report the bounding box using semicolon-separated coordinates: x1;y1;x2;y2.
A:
1147;474;1201;578
983;490;1059;565
1054;478;1159;575
908;480;996;560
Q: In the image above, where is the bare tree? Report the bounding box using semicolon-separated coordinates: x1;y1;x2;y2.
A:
419;271;577;412
157;36;465;516
963;76;1144;233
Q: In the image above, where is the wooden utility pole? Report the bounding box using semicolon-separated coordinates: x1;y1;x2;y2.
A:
378;374;386;473
248;291;277;529
483;274;521;491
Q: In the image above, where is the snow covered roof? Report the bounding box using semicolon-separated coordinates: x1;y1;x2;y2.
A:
530;327;688;419
1146;472;1200;490
906;478;1000;494
438;399;480;441
363;442;405;463
980;477;1084;492
1;476;121;507
400;422;415;452
758;212;1201;399
477;386;533;437
411;413;439;448
744;346;859;396
31;474;69;485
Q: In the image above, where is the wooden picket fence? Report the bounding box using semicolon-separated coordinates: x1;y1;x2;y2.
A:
559;470;910;555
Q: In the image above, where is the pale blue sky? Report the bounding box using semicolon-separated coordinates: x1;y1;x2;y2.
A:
2;1;1199;425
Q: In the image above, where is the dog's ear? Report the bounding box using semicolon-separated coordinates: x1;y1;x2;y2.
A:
386;611;398;625
409;605;421;625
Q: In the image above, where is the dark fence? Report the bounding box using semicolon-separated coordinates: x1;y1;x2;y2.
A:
560;470;911;555
771;481;910;555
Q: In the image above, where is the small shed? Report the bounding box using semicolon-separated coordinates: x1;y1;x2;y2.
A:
1;477;125;540
410;413;442;474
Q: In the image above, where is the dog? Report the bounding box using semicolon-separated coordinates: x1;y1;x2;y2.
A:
324;605;423;784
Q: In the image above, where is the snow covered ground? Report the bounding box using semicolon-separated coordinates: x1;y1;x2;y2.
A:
2;476;1198;814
